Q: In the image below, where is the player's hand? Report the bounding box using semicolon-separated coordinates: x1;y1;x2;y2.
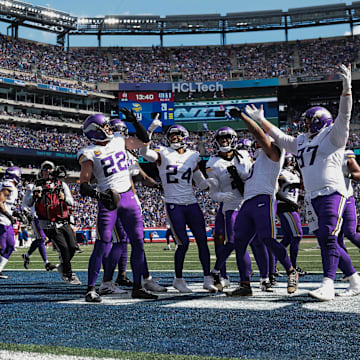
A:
148;119;162;133
207;178;219;192
338;64;352;93
120;108;138;123
229;107;242;119
213;191;237;203
244;104;266;124
98;189;120;211
58;191;65;201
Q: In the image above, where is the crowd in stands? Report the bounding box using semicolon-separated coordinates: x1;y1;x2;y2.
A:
0;34;359;88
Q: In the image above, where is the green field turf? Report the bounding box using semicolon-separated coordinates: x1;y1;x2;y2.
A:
8;238;360;273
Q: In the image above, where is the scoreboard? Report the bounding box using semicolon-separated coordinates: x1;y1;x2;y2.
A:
118;91;174;132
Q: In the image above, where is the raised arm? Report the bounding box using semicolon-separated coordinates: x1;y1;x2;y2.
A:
329;64;352;148
230;107;281;161
239;104;298;155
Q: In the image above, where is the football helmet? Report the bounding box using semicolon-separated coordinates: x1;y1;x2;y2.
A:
284;152;295;169
4;166;21;184
238;138;252;151
40;160;55;171
83;114;113;144
0;180;13;192
301;106;333;134
166;125;189;149
214;126;237;153
110;118;128;137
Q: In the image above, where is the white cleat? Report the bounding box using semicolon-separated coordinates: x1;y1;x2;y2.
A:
203;275;218;293
338;273;360;297
99;281;127;295
143;276;167;292
308;277;335;301
221;277;231;288
173;277;192;293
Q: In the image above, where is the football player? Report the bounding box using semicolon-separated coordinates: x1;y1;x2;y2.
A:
140;124;217;293
78;110;158;302
276;153;306;275
0;167;22;278
244;64;360;301
207;127;274;292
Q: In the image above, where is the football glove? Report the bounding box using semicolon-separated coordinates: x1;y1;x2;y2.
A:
98;189;120;211
120;108;138;123
338;63;352;93
244;104;266;125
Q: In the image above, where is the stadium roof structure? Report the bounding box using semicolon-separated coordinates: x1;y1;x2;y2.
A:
0;0;76;45
1;1;360;47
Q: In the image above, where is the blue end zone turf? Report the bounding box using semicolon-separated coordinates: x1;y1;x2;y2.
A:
0;271;359;359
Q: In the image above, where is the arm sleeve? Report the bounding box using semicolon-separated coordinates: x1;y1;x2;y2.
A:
193;169;209;190
267;127;298;155
139;146;159;163
62;182;74;206
329;95;352;148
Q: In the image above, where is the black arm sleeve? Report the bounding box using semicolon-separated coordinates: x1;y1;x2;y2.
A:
80;182;99;199
133;122;150;143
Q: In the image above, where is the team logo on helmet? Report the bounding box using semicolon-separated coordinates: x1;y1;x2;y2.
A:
301;106;333;134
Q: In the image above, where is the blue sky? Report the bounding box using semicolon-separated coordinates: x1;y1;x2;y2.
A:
4;0;356;47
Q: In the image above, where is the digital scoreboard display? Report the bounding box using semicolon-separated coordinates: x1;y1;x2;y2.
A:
118;91;174;132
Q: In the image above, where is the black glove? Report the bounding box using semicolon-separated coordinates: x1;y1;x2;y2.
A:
98;189;120;211
120;108;138;123
229;107;242;119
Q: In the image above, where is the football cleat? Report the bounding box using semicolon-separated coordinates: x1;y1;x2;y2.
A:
296;267;308;276
211;272;223;291
225;283;252;297
115;275;133;287
269;274;278;287
203;275;218;293
143;276;167;292
63;273;82;285
173;278;192;293
308;278;334;301
45;263;56;271
132;287;158;300
85;289;102;303
0;272;9;279
99;281;127;295
260;280;274;292
287;269;298;294
338;273;360;297
22;254;30;270
220;277;231;288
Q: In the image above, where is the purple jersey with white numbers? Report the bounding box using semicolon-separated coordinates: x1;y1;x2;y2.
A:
77;134;131;193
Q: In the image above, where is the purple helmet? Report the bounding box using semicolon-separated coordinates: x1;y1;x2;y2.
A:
166;125;189;149
4;166;21;184
301;106;333;134
83;114;113;144
213;126;237;152
110;118;128;137
238;138;252;150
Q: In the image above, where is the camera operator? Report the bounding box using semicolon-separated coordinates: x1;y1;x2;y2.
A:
33;160;80;285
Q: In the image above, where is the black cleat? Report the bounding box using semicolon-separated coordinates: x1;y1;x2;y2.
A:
296;267;308;277
85;289;102;303
211;272;223;291
45;262;57;271
269;274;278;287
225;283;252;297
22;254;30;270
115;275;133;287
132;287;158;300
260;280;274;292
